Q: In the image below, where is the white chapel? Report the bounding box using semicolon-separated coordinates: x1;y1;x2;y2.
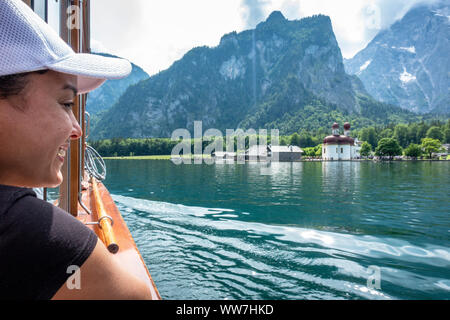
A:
322;122;361;160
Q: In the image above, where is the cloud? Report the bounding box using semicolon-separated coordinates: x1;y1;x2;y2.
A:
92;0;244;75
91;0;447;74
348;0;444;57
368;0;443;30
241;0;270;28
279;0;302;20
91;0;146;49
238;0;377;57
90;39;113;55
251;0;446;58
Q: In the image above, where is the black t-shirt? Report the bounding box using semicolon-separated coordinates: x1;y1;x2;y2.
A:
0;185;98;300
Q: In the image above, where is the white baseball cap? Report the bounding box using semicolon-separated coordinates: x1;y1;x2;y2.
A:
0;0;132;94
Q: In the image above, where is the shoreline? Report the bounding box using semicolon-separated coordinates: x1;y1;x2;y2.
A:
103;155;450;162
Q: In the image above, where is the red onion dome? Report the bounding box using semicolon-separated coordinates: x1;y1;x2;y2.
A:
344;122;351;130
332;122;339;129
323;135;355;145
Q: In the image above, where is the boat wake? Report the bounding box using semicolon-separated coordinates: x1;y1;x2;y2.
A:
112;194;450;300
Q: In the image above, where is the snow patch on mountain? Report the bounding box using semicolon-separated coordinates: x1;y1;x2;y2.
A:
399;68;416;83
358;60;372;73
344;3;449;113
432;9;450;23
391;46;416;54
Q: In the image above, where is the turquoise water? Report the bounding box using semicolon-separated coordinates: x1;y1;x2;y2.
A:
103;160;450;300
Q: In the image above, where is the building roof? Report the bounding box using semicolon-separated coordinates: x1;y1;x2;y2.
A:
270;145;304;153
246;145;269;156
246;145;305;155
323;135;355;145
213;152;236;157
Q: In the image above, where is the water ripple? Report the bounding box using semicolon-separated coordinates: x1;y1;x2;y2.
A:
113;194;450;300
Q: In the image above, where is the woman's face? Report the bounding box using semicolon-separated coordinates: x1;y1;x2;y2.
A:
0;71;82;188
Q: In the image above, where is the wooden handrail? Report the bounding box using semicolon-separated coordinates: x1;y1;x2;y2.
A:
91;177;119;254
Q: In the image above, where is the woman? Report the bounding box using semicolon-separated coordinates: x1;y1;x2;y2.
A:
0;0;151;300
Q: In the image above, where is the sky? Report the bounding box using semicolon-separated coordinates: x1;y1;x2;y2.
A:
90;0;442;76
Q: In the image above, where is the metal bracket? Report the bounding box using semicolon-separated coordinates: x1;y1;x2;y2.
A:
78;191;91;215
85;215;114;228
85;111;90;140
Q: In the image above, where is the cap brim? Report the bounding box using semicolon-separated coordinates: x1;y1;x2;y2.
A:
47;53;132;94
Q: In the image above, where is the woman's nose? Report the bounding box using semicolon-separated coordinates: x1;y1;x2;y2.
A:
70;111;83;140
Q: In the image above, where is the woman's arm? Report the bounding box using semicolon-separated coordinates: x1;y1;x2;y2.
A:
51;240;153;300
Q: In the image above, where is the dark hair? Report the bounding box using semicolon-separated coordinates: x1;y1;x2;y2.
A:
0;70;48;99
0;73;29;99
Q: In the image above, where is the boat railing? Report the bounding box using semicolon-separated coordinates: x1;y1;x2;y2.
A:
88;177;119;254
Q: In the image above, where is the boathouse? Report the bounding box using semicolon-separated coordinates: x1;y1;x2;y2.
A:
246;145;269;161
269;145;303;162
244;145;304;162
212;151;237;161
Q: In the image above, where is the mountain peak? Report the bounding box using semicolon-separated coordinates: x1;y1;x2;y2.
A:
266;11;286;24
344;3;450;114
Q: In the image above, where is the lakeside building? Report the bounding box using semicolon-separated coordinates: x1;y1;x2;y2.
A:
245;145;304;162
212;145;303;162
270;145;303;162
322;122;361;161
246;145;269;161
433;143;450;158
212;151;237;161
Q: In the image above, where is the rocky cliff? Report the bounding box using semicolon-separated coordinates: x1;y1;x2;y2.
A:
345;2;449;114
90;12;417;140
86;53;149;116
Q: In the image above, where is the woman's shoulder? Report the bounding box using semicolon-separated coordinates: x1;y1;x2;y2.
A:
0;185;98;300
0;185;95;240
0;184;96;250
0;184;37;217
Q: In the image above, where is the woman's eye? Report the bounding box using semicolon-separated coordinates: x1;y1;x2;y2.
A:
62;103;74;109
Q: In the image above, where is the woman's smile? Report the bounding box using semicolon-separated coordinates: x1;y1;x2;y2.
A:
56;144;69;163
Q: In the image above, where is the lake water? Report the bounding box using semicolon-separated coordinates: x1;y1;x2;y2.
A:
103;160;450;300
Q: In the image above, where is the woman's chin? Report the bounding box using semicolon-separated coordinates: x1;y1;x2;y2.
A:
54;171;64;187
44;170;64;189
